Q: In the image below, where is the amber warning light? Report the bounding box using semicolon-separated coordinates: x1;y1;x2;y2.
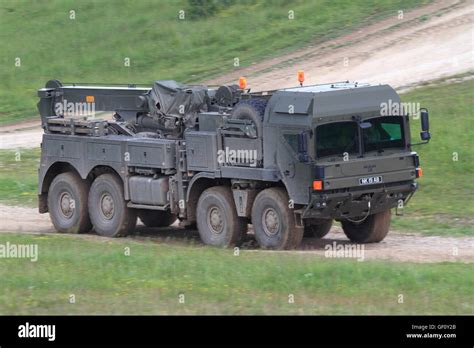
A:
298;70;305;86
416;167;423;178
239;77;247;90
313;180;323;191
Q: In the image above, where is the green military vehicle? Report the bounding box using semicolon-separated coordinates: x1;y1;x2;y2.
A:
37;77;430;249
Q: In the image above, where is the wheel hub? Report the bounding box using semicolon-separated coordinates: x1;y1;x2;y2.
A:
59;192;74;218
262;208;280;236
100;193;115;220
207;206;224;234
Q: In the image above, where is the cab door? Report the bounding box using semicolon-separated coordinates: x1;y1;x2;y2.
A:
277;130;312;205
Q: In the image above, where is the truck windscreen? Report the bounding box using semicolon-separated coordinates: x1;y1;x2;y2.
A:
363;116;404;152
315;116;405;158
316;121;358;158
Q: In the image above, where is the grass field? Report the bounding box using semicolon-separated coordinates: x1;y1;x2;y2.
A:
1;79;472;236
0;233;472;315
391;79;474;236
0;148;39;206
0;0;430;124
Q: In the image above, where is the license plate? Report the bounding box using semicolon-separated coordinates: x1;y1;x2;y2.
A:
359;176;383;185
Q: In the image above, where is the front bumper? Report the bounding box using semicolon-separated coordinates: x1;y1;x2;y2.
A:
302;181;417;220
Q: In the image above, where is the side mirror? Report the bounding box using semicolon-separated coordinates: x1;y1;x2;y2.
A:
298;131;309;162
420;108;431;141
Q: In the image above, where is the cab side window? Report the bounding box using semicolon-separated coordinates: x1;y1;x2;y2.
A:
283;133;299;154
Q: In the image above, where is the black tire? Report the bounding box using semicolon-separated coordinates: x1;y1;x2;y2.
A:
304;219;333;238
48;172;92;234
231;98;267;137
196;186;246;247
88;173;137;237
251;188;303;250
138;210;177;227
341;209;391;243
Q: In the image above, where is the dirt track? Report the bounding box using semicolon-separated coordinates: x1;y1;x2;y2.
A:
207;0;474;91
1;204;472;263
0;119;43;149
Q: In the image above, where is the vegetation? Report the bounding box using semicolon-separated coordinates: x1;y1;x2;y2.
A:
0;148;39;206
0;0;430;124
0;233;472;314
391;79;474;236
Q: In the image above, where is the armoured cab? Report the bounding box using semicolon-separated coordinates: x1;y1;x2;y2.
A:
263;82;418;210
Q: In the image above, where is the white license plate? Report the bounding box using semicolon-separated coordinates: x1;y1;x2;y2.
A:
359;176;383;185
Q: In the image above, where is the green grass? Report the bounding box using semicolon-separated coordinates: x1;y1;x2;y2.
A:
0;0;430;124
0;148;39;206
391;79;474;236
0;233;471;315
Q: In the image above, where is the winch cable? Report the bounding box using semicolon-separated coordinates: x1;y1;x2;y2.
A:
346;201;371;224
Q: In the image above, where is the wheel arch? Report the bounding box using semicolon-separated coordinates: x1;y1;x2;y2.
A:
40;162;79;194
185;177;290;223
39;162;82;213
185;173;229;222
39;162;125;213
253;182;304;228
86;165;123;183
86;165;129;200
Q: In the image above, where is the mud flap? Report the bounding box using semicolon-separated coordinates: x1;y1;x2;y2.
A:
293;209;304;228
232;189;257;217
38;194;48;213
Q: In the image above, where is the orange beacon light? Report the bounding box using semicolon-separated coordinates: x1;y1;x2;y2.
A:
239;77;247;90
298;70;305;86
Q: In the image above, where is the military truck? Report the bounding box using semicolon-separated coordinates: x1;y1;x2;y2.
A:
37;77;430;249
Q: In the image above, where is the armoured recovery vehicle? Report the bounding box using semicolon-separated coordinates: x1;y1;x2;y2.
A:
37;76;430;249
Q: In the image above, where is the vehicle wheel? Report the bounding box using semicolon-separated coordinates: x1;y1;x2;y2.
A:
304;219;333;238
88;173;137;237
138;210;177;227
48;172;92;234
231;99;267;137
196;186;246;247
251;187;303;250
341;209;391;243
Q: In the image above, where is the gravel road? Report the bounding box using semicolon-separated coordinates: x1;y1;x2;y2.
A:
1;204;472;263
